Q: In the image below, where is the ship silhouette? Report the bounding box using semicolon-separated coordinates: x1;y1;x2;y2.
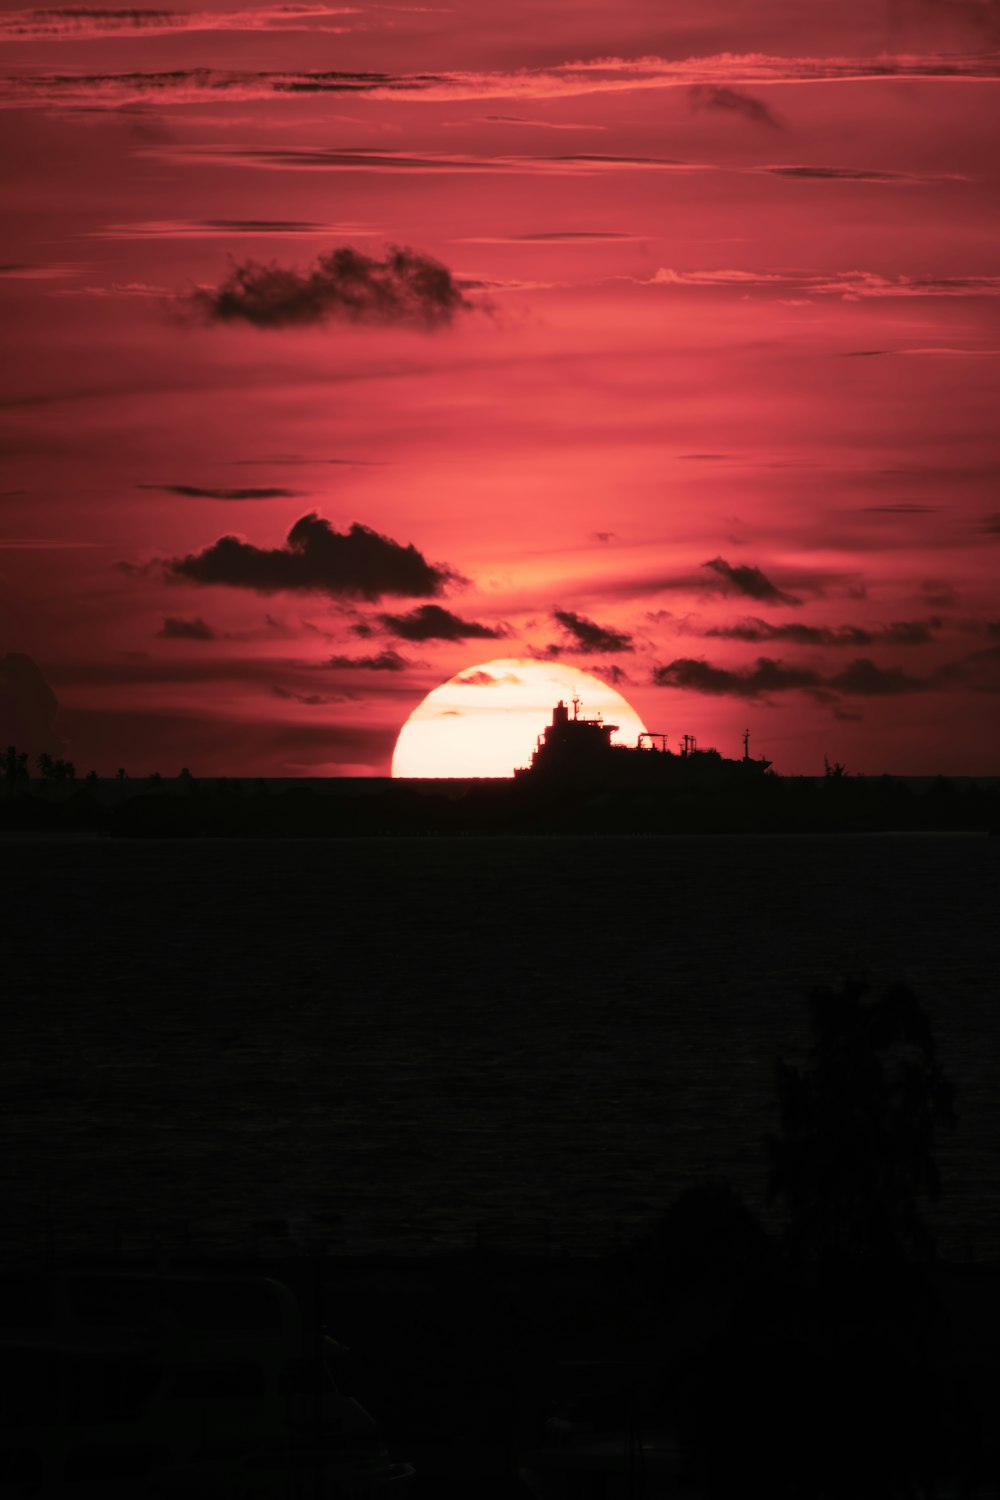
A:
515;695;772;789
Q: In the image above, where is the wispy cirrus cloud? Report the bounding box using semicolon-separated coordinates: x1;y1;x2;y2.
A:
91;219;377;241
646;268;1000;298
6;49;997;109
0;5;361;41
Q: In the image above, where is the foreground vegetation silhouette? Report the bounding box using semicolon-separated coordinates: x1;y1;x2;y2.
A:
668;979;971;1500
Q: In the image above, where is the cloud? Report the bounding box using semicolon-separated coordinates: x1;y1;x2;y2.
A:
983;513;1000;533
181;245;473;329
702;556;801;606
162;513;459;600
827;659;933;695
652;656;824;697
272;686;348;705
325;648;409;671
0;5;360;40
688;84;783;129
863;503;941;513
459;230;639;243
455;669;521;686
375;604;502;641
552;609;634;653
588;663;630;685
93;219;374;241
762;164;939;182
152;145;698;175
0;652;63;757
703;616;941;646
140;484;298;499
4;50;998;109
647;268;999;298
921;578;957;607
652;653;938;699
156;616;217;640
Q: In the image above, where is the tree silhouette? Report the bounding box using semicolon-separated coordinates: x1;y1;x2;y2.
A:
37;752;76;781
1;745;29;793
766;977;957;1269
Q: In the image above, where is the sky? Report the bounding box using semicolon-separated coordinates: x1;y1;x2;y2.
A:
1;0;998;776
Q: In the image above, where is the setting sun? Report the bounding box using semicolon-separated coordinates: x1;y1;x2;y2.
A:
391;659;649;778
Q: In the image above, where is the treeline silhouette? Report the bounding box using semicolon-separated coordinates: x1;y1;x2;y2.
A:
2;747;998;836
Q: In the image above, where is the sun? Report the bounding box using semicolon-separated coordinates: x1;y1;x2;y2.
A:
391;658;648;778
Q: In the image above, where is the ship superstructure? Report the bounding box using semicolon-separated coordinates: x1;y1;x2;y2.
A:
516;696;772;787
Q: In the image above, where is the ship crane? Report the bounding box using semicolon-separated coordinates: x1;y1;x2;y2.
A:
638;732;668;752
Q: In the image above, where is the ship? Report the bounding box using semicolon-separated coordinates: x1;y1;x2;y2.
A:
515;695;772;788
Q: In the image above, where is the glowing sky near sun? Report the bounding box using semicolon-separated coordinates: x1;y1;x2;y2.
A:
391;660;649;778
1;0;998;776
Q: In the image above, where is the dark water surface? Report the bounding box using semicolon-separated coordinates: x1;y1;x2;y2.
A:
4;834;999;1262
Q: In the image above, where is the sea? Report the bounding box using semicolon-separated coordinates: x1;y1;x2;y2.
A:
3;833;998;1266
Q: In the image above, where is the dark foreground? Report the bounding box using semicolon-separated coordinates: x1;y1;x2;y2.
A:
2;770;999;835
5;1241;1000;1499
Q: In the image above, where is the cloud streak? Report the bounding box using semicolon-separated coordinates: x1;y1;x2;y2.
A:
703;616;942;646
140;484;298;499
5;49;998;109
0;5;360;40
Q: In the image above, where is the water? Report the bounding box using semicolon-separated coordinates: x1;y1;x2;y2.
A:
3;833;998;1262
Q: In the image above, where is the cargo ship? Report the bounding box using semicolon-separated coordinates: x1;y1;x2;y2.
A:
515;696;772;788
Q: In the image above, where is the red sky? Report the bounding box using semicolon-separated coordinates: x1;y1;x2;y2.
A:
1;0;999;775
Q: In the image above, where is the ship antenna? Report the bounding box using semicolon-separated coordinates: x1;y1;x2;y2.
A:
572;693;581;720
743;727;750;760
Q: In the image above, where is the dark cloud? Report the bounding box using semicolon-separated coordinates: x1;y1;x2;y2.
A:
983;513;1000;533
156;615;216;640
863;503;941;514
652;654;937;699
163;513;459;601
140;484;298;500
763;165;927;182
592;531;617;543
553;609;634;653
921;578;958;606
827;659;931;695
375;604;502;642
703;616;941;647
271;686;347;705
325;649;409;672
455;669;521;686
652;656;824;697
702;556;801;606
0;652;62;757
689;84;783;129
181;244;472;330
587;663;630;685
